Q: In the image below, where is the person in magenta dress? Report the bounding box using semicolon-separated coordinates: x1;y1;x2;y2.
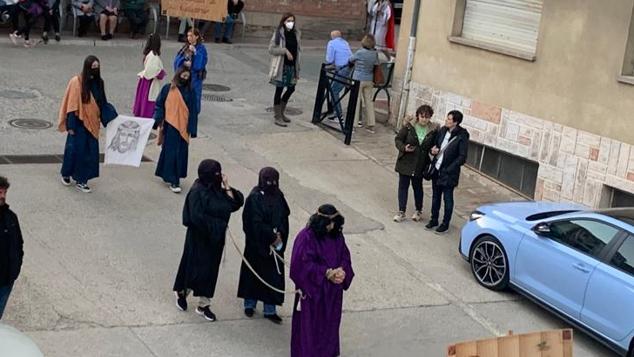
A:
290;204;354;357
133;33;165;118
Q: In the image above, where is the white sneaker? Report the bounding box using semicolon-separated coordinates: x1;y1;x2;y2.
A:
9;32;20;46
75;183;91;193
412;211;423;222
169;184;182;193
61;176;72;186
393;212;406;223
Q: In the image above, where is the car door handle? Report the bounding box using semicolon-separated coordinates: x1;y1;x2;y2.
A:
572;263;591;273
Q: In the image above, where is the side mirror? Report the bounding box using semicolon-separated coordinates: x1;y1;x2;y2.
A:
532;222;551;235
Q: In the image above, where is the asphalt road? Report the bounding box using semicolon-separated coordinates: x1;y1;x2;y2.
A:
0;38;619;356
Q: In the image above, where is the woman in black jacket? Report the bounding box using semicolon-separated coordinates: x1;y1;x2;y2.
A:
426;110;470;233
393;105;439;222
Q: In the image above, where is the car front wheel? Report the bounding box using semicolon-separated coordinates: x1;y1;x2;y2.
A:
470;235;509;291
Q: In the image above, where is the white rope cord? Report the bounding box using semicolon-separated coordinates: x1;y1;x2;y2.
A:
227;231;303;299
270;246;282;275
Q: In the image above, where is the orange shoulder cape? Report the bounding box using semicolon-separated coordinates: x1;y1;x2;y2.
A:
58;76;101;139
165;86;190;143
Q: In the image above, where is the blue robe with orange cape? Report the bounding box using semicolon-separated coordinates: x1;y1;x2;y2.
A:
58;76;108;184
153;83;198;185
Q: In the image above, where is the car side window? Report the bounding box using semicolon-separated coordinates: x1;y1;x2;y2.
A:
547;219;620;258
610;236;634;276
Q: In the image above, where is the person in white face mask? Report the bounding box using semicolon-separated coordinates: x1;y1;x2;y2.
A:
268;13;302;127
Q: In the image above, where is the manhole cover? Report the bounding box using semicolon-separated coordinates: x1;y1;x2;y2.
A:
202;94;233;102
8;118;52;129
265;106;303;116
202;84;231;92
0;90;38;99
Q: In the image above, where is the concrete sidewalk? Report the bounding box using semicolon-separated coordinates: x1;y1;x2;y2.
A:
0;31;358;51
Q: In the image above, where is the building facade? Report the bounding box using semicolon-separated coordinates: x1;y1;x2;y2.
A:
244;0;367;39
392;0;634;208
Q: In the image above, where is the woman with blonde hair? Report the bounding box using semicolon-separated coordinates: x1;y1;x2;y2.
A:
393;105;439;222
349;34;380;133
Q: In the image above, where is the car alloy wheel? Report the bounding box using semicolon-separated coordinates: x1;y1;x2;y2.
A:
470;236;509;290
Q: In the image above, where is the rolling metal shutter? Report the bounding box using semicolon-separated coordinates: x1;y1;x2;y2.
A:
462;0;543;54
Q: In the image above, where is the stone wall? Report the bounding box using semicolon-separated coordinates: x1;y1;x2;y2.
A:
396;81;634;208
243;0;367;39
245;0;366;19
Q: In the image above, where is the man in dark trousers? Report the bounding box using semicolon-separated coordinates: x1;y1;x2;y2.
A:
0;176;24;319
425;110;469;233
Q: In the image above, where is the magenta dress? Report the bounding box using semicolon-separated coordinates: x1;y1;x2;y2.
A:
133;69;166;118
290;227;354;357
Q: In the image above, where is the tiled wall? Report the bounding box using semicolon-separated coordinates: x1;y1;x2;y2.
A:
401;82;634;208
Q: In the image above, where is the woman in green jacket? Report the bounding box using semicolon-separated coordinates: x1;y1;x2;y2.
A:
393;105;439;222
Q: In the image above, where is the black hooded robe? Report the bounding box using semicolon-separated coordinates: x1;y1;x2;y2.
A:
173;182;244;297
237;189;291;306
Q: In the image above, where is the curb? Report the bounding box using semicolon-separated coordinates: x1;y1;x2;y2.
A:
0;37;328;51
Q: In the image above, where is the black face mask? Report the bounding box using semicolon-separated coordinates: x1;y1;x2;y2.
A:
177;77;190;86
89;68;100;78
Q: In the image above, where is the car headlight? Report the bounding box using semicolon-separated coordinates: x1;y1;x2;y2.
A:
469;210;485;221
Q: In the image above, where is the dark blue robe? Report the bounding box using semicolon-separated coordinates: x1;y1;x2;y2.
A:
174;43;208;114
60;81;106;184
153;84;198;186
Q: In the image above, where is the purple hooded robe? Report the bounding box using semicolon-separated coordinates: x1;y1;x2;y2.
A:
290;227;354;357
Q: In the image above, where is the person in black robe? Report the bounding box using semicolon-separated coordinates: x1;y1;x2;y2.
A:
237;167;291;324
173;159;244;322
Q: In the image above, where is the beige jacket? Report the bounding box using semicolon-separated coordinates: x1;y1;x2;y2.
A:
268;28;301;83
137;51;164;102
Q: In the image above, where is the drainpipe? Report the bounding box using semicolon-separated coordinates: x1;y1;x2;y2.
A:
396;0;421;130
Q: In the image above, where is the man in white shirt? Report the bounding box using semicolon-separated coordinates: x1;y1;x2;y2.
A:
425;110;470;233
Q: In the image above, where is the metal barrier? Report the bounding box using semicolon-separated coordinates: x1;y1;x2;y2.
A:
311;63;360;145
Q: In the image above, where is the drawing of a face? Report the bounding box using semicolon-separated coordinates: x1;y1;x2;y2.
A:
109;120;141;154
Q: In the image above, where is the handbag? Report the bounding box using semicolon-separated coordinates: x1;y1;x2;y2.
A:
422;136;458;181
373;64;385;85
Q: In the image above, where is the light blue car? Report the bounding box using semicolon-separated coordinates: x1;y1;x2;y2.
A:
0;323;43;357
459;202;634;356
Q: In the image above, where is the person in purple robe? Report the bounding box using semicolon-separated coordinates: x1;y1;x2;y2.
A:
290;204;354;357
133;33;165;118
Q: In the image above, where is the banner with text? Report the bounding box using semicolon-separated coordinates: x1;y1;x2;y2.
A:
161;0;227;22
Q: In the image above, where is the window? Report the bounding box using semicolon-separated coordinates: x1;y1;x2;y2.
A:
548;219;620;258
611;188;634;208
611;236;634;276
449;0;544;61
466;141;539;198
620;5;634;83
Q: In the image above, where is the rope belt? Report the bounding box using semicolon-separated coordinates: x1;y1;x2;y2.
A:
227;231;306;311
